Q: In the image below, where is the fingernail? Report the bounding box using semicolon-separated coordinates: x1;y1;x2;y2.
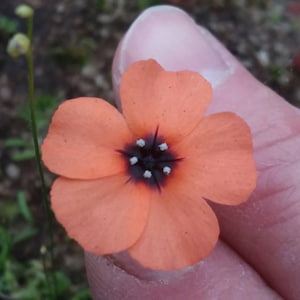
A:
113;5;237;91
108;251;195;281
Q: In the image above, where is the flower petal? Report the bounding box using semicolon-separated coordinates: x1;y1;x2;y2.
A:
51;175;150;254
42;97;133;179
173;112;257;205
120;59;212;142
128;189;219;270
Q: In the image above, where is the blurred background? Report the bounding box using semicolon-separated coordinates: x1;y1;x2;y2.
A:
0;0;299;299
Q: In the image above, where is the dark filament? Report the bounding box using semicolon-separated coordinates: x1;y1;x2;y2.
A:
117;127;182;191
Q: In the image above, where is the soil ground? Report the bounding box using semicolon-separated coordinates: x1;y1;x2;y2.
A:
0;0;299;299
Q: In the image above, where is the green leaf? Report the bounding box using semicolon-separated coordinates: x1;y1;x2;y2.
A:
0;15;18;34
12;227;38;244
20;94;59;132
4;138;31;148
71;288;91;300
54;271;71;295
138;0;161;10
0;227;12;270
12;149;36;161
17;191;33;222
0;202;19;220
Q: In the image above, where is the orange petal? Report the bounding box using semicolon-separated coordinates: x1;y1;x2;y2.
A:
120;59;212;142
173;112;257;205
42;97;133;179
51;175;150;254
128;188;219;270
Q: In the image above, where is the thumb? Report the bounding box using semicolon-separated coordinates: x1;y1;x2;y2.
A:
112;5;235;106
85;5;290;300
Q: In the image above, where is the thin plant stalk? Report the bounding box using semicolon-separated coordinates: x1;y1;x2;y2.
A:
26;13;57;299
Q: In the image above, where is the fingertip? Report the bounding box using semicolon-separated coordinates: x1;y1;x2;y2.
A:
112;5;239;106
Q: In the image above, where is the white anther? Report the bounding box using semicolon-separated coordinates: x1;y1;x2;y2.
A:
143;170;152;178
129;156;138;165
136;139;146;147
163;166;171;175
158;142;168;151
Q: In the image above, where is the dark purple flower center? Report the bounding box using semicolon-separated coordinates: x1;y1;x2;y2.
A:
117;128;182;191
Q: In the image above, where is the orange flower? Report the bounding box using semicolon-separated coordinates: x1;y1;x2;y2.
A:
42;59;256;270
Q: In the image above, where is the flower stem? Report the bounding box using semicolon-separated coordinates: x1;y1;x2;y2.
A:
26;14;57;299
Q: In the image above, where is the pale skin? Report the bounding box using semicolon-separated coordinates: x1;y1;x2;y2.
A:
85;6;300;300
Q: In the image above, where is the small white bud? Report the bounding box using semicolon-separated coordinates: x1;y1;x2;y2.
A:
40;245;47;255
15;4;34;18
7;33;30;57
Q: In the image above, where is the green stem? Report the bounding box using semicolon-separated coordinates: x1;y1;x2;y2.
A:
26;14;57;299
